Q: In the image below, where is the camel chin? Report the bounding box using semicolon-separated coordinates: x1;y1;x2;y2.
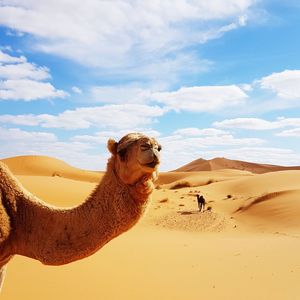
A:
140;162;159;174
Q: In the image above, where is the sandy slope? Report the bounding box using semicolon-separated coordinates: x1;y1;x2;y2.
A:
1;155;300;299
1;155;102;182
17;175;96;207
3;229;300;300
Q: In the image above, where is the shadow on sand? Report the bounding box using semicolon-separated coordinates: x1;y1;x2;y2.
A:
178;210;200;215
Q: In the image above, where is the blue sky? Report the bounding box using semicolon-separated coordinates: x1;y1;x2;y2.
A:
1;0;300;171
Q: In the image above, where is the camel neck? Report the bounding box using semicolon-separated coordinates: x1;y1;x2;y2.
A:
13;158;148;266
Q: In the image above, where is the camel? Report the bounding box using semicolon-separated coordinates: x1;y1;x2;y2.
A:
0;132;161;291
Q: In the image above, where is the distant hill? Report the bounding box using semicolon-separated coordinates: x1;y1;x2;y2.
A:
1;155;102;182
174;157;300;174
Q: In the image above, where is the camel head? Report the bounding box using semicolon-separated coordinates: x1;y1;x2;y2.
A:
107;133;161;185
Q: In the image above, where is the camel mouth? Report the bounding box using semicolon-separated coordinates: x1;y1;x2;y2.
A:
144;160;160;169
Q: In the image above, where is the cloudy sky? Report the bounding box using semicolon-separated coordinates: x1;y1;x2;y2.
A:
1;0;300;171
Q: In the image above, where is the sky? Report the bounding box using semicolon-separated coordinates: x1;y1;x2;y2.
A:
1;0;300;171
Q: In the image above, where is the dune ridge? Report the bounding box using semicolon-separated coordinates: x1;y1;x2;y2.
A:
175;156;300;173
1;155;102;182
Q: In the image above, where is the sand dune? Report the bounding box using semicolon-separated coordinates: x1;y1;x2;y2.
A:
1;155;102;182
17;175;96;207
157;169;253;189
234;190;300;232
152;170;300;233
175;156;300;173
1;155;300;299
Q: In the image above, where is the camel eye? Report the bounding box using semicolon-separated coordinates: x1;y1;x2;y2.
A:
140;144;150;151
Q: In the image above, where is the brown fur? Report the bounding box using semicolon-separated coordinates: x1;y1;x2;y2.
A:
0;133;161;291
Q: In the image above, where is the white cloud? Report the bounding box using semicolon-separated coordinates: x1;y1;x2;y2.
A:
276;128;300;137
91;52;213;87
0;126;57;142
166;128;264;147
0;49;25;63
0;61;49;80
0;50;68;101
239;83;253;92
214;117;300;130
0;104;166;130
71;129;161;144
238;14;248;26
158;128;265;170
0;114;46;126
276;117;300;127
0;79;68;101
152;85;248;112
259;70;300;100
214;118;280;130
71;86;82;94
91;86;152;104
0;0;256;71
42;105;165;130
0;126;110;170
173;128;229;136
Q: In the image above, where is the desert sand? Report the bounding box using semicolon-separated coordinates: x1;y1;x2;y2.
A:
1;155;300;300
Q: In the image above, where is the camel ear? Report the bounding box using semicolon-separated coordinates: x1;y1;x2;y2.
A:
107;139;118;155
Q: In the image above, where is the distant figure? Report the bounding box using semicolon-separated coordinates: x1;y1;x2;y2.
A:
197;194;206;212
